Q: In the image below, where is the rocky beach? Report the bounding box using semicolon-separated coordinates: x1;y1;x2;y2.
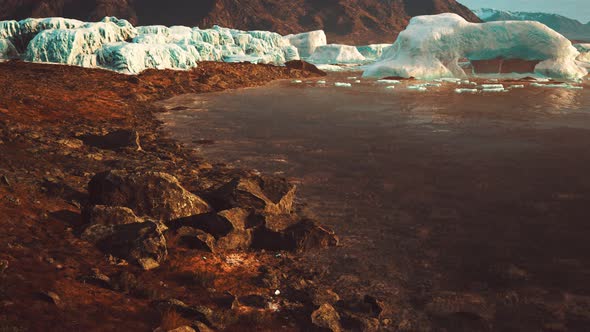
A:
0;60;382;332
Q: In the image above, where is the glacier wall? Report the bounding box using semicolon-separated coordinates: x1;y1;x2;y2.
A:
363;13;587;80
0;14;586;80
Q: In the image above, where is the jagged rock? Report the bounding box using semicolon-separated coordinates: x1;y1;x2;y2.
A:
81;224;116;243
251;218;337;252
250;213;300;232
285;60;327;76
175;227;217;252
207;175;296;215
312;289;340;306
94;221;167;270
88;170;211;221
85;205;143;225
82;129;142;151
57;138;84;149
172;208;253;251
311;303;342;332
153;299;213;325
193;322;214;332
39;291;62;307
79;268;112;289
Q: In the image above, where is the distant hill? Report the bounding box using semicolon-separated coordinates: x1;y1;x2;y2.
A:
474;8;590;41
0;0;481;44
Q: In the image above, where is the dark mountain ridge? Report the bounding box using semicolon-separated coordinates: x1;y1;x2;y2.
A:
0;0;480;43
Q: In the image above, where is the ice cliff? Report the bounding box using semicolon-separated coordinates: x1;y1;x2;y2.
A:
363;13;588;80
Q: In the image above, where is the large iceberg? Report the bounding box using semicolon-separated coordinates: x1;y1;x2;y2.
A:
284;30;327;58
308;44;366;65
363;13;587;80
356;44;393;61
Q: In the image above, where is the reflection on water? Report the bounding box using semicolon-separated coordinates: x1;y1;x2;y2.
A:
158;74;590;330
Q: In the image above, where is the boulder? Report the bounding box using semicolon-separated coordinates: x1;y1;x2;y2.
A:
172;208;253;251
285;60;327;76
94;221;167;270
88;170;211;221
311;303;342;332
175;227;217;252
82;129;142;151
85;205;143;225
207;175;296;215
251;218;337;252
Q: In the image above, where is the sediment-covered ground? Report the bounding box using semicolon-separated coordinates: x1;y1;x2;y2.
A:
0;61;377;331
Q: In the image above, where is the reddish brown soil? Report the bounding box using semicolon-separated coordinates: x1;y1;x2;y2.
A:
0;61;321;332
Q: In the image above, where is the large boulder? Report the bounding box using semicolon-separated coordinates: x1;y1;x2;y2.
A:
206;175;296;215
83;221;167;270
88;170;210;221
172;208;253;251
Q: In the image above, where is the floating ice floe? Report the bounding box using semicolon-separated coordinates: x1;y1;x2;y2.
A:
531;83;583;89
376;79;400;84
455;88;479;93
334;82;352;87
316;80;326;84
362;13;587;80
385;86;396;89
407;85;428;91
355;80;361;83
509;84;525;88
291;80;303;84
481;84;504;89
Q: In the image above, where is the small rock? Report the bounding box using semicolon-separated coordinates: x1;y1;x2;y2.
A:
138;257;161;271
285;60;327;76
39;291;62;306
311;303;342;332
154;326;195;332
312;289;340;306
57;138;84;149
0;259;8;274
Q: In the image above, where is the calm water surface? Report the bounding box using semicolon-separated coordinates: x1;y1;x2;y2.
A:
158;74;590;330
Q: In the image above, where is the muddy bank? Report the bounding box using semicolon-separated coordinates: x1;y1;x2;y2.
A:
0;61;376;332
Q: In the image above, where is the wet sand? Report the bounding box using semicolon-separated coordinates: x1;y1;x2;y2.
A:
159;74;590;330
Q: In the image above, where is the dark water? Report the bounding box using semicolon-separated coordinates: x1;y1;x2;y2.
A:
158;74;590;330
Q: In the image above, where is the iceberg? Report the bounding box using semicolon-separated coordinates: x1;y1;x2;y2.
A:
356;44;393;60
25;20;136;66
285;30;327;58
96;42;199;73
574;44;590;62
308;44;366;65
334;82;352;87
0;39;18;60
363;13;587;80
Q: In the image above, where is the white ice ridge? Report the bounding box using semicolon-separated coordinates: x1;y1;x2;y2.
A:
363;13;587;80
0;17;312;73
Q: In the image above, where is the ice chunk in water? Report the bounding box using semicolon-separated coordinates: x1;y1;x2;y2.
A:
335;82;352;87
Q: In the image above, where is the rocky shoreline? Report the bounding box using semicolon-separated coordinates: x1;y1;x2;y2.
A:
0;61;382;331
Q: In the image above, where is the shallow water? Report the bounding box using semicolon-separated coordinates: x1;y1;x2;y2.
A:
159;74;590;330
